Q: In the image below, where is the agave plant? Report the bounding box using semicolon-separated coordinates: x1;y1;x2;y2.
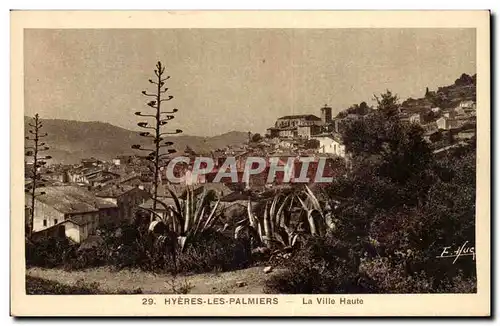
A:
235;194;301;251
296;185;336;237
147;186;221;253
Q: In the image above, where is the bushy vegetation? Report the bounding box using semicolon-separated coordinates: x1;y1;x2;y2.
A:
26;90;476;294
26;237;77;268
265;235;377;294
171;229;252;274
265;90;476;294
26;276;142;294
26;218;253;275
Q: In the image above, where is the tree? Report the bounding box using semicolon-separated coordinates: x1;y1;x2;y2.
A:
454;73;474;86
346;101;372;116
25;114;52;237
304;138;320;149
429;131;443;143
340;90;433;198
374;90;400;119
251;133;263;143
132;61;182;216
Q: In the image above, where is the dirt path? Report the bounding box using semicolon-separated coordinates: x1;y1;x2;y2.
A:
26;266;284;294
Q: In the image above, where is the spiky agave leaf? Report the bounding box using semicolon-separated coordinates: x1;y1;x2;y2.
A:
247;198;255;228
263;202;271;240
304;185;324;218
193;206;206;235
290;233;300;248
269;195;278;234
234;224;246;240
274;227;290;248
308;209;325;236
183;187;191;233
178;236;188;253
234;224;261;244
325;211;336;230
193;187;208;227
166;186;184;228
276;194;290;228
201;198;220;231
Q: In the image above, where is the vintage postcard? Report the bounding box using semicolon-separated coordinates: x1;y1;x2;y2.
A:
10;10;490;317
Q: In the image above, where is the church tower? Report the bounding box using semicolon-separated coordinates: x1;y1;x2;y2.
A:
320;104;332;124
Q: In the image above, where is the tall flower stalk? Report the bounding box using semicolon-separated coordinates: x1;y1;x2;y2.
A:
25;113;51;237
132;61;182;217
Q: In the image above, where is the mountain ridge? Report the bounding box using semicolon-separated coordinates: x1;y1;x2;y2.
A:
24;116;248;164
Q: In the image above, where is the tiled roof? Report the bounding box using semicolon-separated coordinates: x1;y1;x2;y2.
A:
26;185;117;214
95;184;137;198
278;114;322;121
156;184;203;198
201;183;234;198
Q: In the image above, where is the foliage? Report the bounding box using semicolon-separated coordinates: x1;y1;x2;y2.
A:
304;138;320;149
264;235;376;294
328;101;476;292
26;276;101;295
335;101;373;118
296;185;336;236
63;247;109;270
152;186;222;253
235;186;334;253
170;229;252;274
251;133;263;143
321;88;477;293
234;195;296;250
26;236;77;268
454;73;475;86
26;276;143;294
374;90;400;119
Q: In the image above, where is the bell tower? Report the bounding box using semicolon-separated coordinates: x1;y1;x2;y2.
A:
320;104;332;124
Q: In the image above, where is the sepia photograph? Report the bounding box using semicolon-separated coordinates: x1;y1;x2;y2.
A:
10;10;490;316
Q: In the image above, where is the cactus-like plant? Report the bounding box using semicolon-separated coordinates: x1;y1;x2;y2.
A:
235;194;300;251
296;185;336;237
148;186;221;253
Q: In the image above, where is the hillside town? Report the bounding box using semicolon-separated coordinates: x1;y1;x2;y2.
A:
24;74;476;247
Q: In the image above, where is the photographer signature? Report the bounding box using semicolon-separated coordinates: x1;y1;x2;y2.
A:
436;241;475;264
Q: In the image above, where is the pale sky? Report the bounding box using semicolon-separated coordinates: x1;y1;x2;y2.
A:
24;28;476;136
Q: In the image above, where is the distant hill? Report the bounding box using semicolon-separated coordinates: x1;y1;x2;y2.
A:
24;117;248;164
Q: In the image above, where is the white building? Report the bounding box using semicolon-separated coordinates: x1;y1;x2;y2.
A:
312;134;346;158
459;100;475;109
436;117;458;130
409;113;422;124
26;186;117;243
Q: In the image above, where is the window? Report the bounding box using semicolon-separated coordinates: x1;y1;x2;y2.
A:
43;219;47;227
54;219;58;225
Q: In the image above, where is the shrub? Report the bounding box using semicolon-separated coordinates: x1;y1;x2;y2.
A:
170;229;252;274
26;276;143;294
264;235;377;294
26;276;100;294
359;257;434;293
26;237;78;268
63;247;109;271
